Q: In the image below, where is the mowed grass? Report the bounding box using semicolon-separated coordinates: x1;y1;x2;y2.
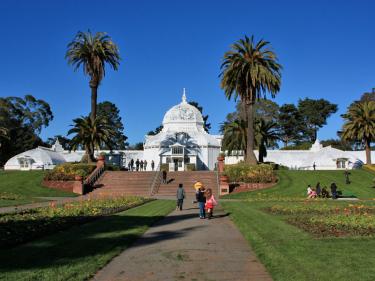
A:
222;201;375;281
224;170;375;199
0;171;76;207
0;199;175;281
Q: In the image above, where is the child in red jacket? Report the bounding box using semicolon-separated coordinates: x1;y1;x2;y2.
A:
204;188;217;219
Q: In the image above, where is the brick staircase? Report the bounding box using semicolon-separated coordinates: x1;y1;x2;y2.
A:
157;171;218;198
90;171;155;197
89;171;218;198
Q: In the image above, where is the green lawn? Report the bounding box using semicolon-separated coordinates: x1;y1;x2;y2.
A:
224;170;375;199
222;200;375;281
0;199;175;281
0;171;76;207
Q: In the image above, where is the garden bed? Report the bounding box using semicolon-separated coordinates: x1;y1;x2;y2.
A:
265;202;375;237
0;196;150;248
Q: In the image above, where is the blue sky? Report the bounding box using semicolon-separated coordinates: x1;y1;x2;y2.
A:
1;0;374;144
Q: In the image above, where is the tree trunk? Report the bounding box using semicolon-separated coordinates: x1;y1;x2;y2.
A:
365;138;372;165
90;80;98;123
245;103;257;164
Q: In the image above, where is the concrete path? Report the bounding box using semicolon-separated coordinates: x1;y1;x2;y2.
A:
92;200;272;281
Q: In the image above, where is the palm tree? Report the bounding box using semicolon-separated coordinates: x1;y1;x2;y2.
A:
255;119;279;163
68;116;116;162
220;35;282;164
221;119;247;157
341;101;375;164
66;31;120;122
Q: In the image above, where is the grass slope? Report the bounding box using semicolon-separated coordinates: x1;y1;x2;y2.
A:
224;170;375;199
0;199;175;281
0;171;76;207
222;201;375;281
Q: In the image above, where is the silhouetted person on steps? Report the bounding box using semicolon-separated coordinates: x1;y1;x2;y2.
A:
162;170;167;184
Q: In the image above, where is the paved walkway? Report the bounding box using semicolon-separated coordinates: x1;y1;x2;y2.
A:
92;200;272;281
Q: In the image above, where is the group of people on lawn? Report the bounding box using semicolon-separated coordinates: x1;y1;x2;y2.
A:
176;181;217;219
307;182;339;199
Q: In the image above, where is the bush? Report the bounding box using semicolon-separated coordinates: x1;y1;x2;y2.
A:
223;163;276;183
185;164;196;171
105;164;120;171
44;163;96;181
160;164;169;171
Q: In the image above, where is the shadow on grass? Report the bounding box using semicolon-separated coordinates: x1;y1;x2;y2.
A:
0;208;203;272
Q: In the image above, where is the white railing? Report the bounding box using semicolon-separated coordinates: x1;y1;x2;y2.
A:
149;164;161;196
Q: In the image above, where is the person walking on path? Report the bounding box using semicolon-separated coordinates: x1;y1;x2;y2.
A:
144;160;148;171
162;170;167;184
205;188;217;219
140;160;144;171
176;183;185;211
151;160;155;171
136;159;140;171
196;186;206;219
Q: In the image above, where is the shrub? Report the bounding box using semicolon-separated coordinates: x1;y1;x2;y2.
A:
105;164;120;171
185;164;196;171
224;163;276;183
160;164;169;171
44;163;96;181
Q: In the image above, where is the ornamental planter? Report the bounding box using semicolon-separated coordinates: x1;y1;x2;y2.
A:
217;156;225;173
97;155;105;167
74;175;83;182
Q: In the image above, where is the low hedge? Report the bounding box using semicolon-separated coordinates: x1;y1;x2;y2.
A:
223;163;276;183
44;163;96;181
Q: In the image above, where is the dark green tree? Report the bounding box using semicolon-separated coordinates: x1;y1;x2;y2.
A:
341;101;375;164
220;35;282;164
297;98;338;142
278;104;303;147
97;101;128;149
66;31;120;122
147;125;164;136
221;118;247;156
68;116;116;162
0;95;53;166
255;119;279;162
188;101;211;132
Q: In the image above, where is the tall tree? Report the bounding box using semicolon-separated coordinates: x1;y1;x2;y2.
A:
278;104;303;147
341;101;375;164
97;101;128;149
66;31;120;122
360;90;375;102
68;116;116;162
255;119;279;162
220;35;282;164
297;98;338;142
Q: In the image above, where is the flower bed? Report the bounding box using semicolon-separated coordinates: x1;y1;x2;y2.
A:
265;202;375;237
44;163;97;181
224;163;276;183
0;196;150;248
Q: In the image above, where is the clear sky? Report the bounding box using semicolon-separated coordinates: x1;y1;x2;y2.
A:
0;0;374;144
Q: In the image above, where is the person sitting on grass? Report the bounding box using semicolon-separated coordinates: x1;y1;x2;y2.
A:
307;185;317;199
321;186;330;198
316;182;322;197
330;182;338;199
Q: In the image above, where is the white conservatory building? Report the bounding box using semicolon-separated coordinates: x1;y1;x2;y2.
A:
3;90;374;171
